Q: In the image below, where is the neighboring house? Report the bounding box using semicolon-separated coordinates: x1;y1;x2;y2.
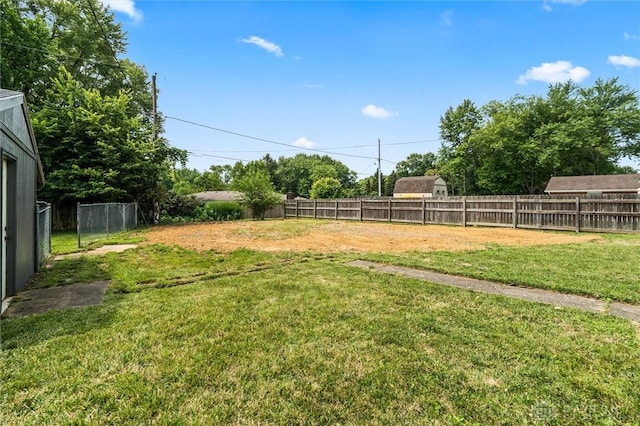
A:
0;90;45;304
191;191;305;202
545;174;640;197
393;176;448;198
190;191;243;202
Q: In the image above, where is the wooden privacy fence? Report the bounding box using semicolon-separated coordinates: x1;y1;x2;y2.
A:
284;197;640;233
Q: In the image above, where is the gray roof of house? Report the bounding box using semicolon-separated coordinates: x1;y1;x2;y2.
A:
393;176;441;193
545;174;640;193
190;191;243;202
0;89;23;102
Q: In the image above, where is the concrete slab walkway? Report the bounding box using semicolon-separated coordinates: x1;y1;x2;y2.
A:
54;244;138;260
1;245;137;318
2;281;110;318
348;260;640;322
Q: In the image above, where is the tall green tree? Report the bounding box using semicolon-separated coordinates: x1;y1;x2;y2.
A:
355;175;378;197
274;153;356;197
437;99;484;195
232;169;281;220
1;0;138;106
32;68;185;209
170;168;203;195
198;167;228;192
309;177;344;199
437;80;640;195
394;153;437;177
2;0;184;217
0;0;54;102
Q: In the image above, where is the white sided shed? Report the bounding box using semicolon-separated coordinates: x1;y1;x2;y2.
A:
393;176;448;198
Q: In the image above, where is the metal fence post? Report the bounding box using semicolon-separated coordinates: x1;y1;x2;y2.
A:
106;203;110;239
35;204;41;271
77;202;81;248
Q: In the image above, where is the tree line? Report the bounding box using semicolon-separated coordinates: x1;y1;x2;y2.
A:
2;1;639;218
1;0;185;217
173;79;640;199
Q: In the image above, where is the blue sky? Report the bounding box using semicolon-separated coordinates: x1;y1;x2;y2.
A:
103;0;640;177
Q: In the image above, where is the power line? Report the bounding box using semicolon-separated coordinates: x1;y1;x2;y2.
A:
187;137;441;155
190;148;300;154
84;0;125;75
188;152;250;163
384;138;442;146
0;41;123;69
165;115;380;161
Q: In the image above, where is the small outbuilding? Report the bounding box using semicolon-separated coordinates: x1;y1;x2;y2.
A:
544;174;640;197
1;89;45;305
393;176;448;198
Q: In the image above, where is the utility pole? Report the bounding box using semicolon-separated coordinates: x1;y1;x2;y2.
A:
377;138;382;197
151;73;159;225
151;73;158;142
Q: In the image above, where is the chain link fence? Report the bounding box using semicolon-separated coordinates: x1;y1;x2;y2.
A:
36;202;51;268
77;202;138;247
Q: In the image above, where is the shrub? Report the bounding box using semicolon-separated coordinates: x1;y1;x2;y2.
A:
233;170;281;220
196;201;242;221
159;191;202;223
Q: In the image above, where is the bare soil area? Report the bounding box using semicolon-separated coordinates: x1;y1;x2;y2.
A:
143;220;599;253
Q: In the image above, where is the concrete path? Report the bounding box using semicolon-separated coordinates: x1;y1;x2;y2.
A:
348;260;640;322
2;281;110;318
1;245;137;318
54;244;137;260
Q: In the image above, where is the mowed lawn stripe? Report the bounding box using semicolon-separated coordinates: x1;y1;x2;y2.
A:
2;257;639;424
348;260;640;321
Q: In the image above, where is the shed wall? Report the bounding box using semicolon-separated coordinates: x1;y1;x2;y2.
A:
1;103;38;296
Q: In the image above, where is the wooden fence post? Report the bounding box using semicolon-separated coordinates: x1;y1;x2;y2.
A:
462;197;467;227
513;196;518;229
359;200;363;221
388;199;392;222
575;197;581;233
313;200;317;219
422;198;426;225
335;200;339;220
296;200;299;218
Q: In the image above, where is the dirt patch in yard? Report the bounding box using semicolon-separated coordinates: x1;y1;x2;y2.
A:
143;220;599;253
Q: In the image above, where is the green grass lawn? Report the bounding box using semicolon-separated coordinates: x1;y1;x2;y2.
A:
2;227;639;424
51;229;146;255
363;233;640;304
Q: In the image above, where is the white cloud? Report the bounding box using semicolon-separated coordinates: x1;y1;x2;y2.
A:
361;104;398;120
624;32;640;41
293;137;317;149
240;36;283;57
543;0;588;11
516;61;590;85
99;0;142;21
608;55;640;69
440;10;453;27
